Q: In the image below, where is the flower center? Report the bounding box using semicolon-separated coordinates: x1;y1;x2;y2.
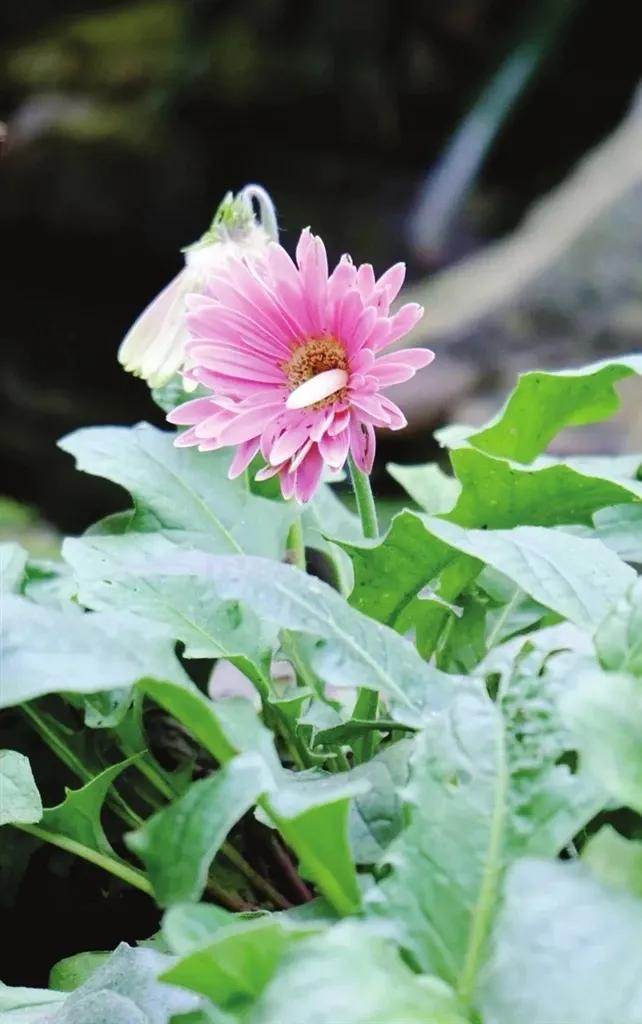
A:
283;338;348;410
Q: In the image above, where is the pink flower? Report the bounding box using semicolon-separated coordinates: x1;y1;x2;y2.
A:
168;229;434;502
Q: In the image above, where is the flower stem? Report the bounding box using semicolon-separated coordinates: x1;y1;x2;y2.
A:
348;455;379;540
348;456;379;760
287;516;306;570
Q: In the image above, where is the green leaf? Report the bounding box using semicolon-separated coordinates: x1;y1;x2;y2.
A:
39;756;139;860
562;667;642;814
162;903;235;955
0;751;42;825
583;826;642;898
595;579;642;674
59;423;294;558
161;916;320;1008
348;739;412;864
49;951;111;992
467;355;642;463
64;534;276;694
127;753;272;906
0;543;27;594
369;674;600;1004
302;482;362;594
148;551;454;722
387;462;461;514
0;983;65;1021
246;922;470;1024
447;447;642;527
0;595;190;710
424;518;635;630
139;680;366;914
56;943;200;1024
479;858;642;1024
591;503;642;563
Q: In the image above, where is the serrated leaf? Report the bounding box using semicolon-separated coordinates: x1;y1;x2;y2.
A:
467;355;642;463
246;922;470;1024
127;753;273;906
0;595;190;710
0;750;42;825
59;423;294;558
369;674;600;1004
479;859;642;1024
583;825;642;898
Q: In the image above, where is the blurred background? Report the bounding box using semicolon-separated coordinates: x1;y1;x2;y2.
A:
2;0;642;541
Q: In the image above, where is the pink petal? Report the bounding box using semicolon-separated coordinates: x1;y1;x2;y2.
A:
269;422;314;466
346;306;378;355
355;264;376;301
228;438;261;478
349;418;376;474
174;426;201;448
328;408;351;436
319;428;350;469
363;318;392;352
379;395;407;430
348;391;391;426
335;288;365;345
217;406;281;446
167;397;215;425
293;444;324;503
255;461;283;482
309;409;334;442
280;468;297;500
327;255;357;309
375;262;406;304
383;303;424;348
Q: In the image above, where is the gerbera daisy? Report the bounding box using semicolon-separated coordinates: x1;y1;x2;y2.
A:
168;229;434;502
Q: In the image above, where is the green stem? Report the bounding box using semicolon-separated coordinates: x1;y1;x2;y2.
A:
286;516;306;570
16;823;153;895
348;455;379;540
348;456;379;760
222;843;292;909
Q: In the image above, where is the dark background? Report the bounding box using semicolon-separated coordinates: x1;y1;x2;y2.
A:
1;0;641;534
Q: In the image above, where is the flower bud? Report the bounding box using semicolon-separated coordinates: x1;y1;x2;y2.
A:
118;185;277;388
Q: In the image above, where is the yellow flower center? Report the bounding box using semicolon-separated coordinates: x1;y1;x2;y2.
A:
283;338;348;410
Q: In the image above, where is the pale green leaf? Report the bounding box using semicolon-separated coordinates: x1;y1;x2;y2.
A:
595;579;642;674
387;462;461;514
479;859;642;1024
0;595;190;710
59;423;294;558
0;750;42;826
0;543;27;594
247;922;470;1024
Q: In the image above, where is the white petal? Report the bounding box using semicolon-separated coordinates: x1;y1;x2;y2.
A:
285;369;348;410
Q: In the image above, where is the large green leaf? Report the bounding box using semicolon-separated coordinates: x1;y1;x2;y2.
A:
162;903;234;956
387;462;461;514
424;518;635;630
0;595;190;709
0;750;42;825
369;671;600;1006
64;534;276;694
246;922;470;1024
0;984;65;1022
467;355;642;463
562;667;642;814
127;753;272;906
479;859;642;1024
591;503;642;563
447;447;642;528
161;916;320;1008
141;551;454;722
59;423;294;557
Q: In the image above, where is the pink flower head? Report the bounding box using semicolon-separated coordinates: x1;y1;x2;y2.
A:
168;228;434;502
